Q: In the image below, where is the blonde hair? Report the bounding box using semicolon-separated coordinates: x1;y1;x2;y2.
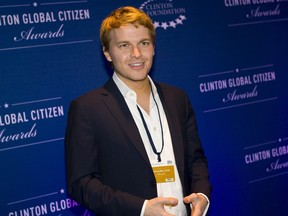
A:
100;6;155;51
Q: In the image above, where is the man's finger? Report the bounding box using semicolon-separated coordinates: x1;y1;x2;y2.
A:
157;197;179;206
183;193;198;204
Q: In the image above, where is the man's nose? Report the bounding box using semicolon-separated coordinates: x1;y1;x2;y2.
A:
131;46;142;58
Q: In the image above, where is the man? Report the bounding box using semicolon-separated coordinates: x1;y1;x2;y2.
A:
65;6;211;216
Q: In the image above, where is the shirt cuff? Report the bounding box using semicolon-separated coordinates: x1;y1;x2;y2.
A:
193;193;210;216
140;200;148;216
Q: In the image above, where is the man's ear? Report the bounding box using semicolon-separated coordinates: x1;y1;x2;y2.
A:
103;47;112;62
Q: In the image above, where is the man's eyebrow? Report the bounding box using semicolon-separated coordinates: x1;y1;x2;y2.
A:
115;40;130;45
117;40;129;43
116;38;151;44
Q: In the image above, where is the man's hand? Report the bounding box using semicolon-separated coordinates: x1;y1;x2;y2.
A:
183;193;208;216
144;197;178;216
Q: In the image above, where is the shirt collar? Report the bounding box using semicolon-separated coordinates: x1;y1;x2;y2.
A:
112;72;158;99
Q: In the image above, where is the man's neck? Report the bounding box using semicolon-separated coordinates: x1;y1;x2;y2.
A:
134;80;151;115
114;73;152;114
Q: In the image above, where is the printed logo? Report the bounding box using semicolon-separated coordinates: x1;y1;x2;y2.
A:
140;0;187;30
224;0;288;27
0;1;93;51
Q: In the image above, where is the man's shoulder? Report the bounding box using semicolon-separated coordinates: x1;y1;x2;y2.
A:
75;86;106;102
74;79;114;102
157;82;187;96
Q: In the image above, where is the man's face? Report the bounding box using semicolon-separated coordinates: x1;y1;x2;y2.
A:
103;23;155;87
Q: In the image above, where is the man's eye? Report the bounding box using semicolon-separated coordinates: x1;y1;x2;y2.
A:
119;43;129;48
141;41;150;46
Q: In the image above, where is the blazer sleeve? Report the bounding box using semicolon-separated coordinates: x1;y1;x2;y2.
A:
184;95;211;198
65;97;145;216
157;83;211;199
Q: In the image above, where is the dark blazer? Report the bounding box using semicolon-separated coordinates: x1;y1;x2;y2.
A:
65;79;211;216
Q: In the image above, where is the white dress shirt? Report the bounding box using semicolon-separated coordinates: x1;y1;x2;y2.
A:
113;73;209;216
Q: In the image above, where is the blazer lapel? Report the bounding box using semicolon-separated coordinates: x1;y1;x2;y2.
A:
156;83;185;181
101;79;151;166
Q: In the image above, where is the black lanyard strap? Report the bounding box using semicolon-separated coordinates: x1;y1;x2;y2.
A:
136;90;164;162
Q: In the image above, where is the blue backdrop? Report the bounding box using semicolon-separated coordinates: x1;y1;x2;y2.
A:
1;1;287;216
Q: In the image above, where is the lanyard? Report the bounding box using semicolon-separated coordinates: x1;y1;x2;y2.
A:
136;89;164;162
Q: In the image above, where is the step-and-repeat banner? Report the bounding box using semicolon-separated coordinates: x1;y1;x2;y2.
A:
1;1;287;216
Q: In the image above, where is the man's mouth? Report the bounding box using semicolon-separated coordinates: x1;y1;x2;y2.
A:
129;62;144;67
129;62;144;69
